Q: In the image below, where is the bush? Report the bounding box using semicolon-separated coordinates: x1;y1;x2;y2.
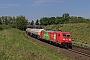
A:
0;24;12;30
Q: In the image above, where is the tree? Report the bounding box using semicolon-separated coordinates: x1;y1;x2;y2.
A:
0;17;2;25
15;15;28;30
0;16;12;25
11;16;16;28
55;16;64;24
35;19;39;25
50;17;55;24
40;17;50;25
62;13;70;23
78;17;85;23
1;16;5;24
8;16;13;24
69;16;78;23
27;22;31;25
5;16;8;25
31;20;34;25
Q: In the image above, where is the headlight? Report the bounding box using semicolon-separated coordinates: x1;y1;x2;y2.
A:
69;39;71;41
63;39;65;40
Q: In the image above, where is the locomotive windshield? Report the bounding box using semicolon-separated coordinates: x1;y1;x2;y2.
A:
63;34;70;37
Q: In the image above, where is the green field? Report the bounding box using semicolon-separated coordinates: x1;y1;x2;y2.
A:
44;23;90;44
0;28;71;60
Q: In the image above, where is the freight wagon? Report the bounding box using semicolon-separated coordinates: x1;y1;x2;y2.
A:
26;28;72;48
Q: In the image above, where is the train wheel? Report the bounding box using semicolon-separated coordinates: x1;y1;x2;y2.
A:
69;43;72;49
37;35;40;40
65;44;68;49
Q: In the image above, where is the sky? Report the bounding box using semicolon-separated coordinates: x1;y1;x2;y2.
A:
0;0;90;22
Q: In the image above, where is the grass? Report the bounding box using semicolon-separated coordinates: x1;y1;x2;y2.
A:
44;23;90;44
0;28;72;60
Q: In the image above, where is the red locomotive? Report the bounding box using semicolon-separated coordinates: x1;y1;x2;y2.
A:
26;28;72;48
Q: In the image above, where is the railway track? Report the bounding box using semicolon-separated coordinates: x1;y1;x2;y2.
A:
25;33;90;60
70;45;90;57
68;48;90;57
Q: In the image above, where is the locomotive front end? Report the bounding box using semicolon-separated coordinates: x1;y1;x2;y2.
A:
62;32;72;48
56;31;72;49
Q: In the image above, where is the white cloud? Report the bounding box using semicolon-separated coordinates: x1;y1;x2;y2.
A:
0;4;20;8
34;0;50;3
35;0;62;3
31;0;62;6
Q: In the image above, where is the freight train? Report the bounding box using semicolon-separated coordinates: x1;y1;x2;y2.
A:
26;28;72;49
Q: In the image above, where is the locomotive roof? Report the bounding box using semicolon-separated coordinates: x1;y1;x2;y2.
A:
44;30;57;32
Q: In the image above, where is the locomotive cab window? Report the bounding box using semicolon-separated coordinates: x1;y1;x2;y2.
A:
63;34;70;37
67;34;70;37
63;34;66;37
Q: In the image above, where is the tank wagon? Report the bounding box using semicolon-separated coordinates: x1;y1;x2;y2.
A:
26;28;44;39
26;28;72;48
